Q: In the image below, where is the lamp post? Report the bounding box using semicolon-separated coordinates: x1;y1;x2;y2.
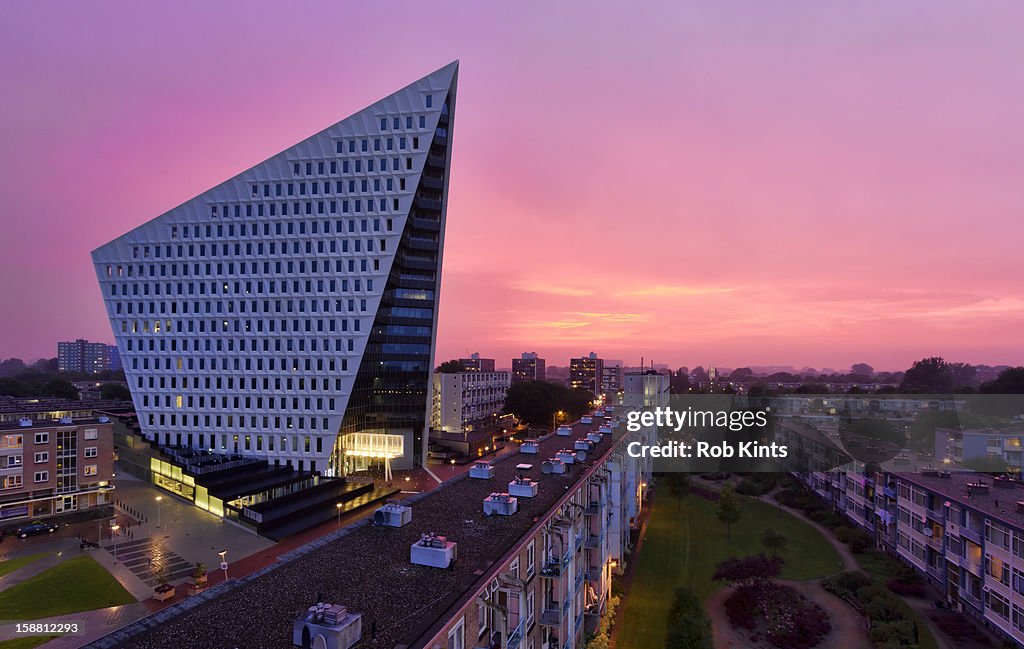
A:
450;458;456;474
552;410;565;432
111;524;120;564
218;549;228;582
336;502;343;528
155;495;163;529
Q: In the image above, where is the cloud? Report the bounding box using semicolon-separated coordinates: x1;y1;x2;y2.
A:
615;284;736;298
508;280;595;297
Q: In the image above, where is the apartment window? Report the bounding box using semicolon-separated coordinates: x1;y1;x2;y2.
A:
84;447;98;458
527;540;535;576
7;455;21;468
447;617;464;649
34;432;49;445
34;471;48;483
84;429;98;441
83;465;97;477
34;451;48;464
4;475;22;489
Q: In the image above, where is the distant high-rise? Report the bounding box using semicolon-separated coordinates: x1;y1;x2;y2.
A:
511;352;545;383
570;352;604;394
458;352;494;373
57;339;117;374
92;62;459;473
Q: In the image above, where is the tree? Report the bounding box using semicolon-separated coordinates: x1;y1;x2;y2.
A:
759;528;787;556
949;363;977;390
716;486;741;538
908;411;960;450
665;586;713;649
851;363;874;376
900;357;952;393
729;367;754;381
42;379;78;400
980;367;1024;394
100;383;133;401
502;380;592;426
435;359;463;373
963;455;1012;473
0;358;26;377
844;417;905;446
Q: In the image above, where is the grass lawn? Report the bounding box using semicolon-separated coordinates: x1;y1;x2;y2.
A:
0;637;57;649
0;555;134;620
0;553;47;579
617;489;842;649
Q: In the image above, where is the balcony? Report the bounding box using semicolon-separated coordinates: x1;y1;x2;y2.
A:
584;535;601;550
507;618;525;649
421;175;444;191
540;560;561;578
539;606;561;627
960;527;983;544
584;501;602;515
584;567;601;583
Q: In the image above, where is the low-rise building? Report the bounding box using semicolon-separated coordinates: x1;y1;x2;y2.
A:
0;416;115;522
936;428;1024;469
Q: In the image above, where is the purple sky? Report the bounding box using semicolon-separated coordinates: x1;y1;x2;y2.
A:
2;1;1023;370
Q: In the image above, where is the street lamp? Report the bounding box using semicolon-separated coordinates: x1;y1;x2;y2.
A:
218;549;228;582
155;495;163;529
450;458;456;473
336;502;343;527
111;524;120;563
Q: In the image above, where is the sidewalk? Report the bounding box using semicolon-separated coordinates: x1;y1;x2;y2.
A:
0;602;148;647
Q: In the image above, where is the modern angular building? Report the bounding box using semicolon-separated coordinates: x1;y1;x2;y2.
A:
92;62;458;476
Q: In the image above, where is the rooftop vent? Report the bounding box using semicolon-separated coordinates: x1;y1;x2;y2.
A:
17;418;32;428
574;439;594;453
555;449;578;465
598;425;612;435
586;432;602;445
373;501;412;528
557;425;574;436
580;416;593;425
509;476;539;498
410;532;457;569
469;461;496;480
97;416;110;423
1016;501;1024;514
521;440;540;454
542;458;567;475
59;416;73;425
483;492;519;516
292;603;362;649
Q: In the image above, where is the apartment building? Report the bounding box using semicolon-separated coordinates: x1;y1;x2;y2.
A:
569;353;603;395
777;421;1024;646
935;428;1024;469
0;416;114;522
57;338;120;374
512;353;546;384
431;371;511;435
94;381;663;649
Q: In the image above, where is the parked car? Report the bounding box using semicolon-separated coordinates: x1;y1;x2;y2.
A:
15;521;58;538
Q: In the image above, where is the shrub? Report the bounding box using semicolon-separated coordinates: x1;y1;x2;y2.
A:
833;526;855;543
885;579;927;598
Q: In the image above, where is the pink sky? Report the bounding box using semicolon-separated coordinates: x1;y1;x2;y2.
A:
1;1;1023;370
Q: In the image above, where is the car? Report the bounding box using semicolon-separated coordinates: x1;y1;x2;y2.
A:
15;521;58;538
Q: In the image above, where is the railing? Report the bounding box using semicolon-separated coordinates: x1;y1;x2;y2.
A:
506;618;525;649
960;527;982;544
539;606;560;626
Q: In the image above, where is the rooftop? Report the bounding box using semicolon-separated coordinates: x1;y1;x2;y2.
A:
113;418;624;649
0;416;113;431
900;470;1024;530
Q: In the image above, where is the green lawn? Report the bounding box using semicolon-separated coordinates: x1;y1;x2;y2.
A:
617;489;842;649
0;637;56;649
0;555;134;620
0;553;47;579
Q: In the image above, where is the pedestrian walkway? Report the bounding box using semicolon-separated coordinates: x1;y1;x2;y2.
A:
0;602;149;647
105;536;193;588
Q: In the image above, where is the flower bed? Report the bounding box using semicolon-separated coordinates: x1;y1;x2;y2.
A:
723;583;831;649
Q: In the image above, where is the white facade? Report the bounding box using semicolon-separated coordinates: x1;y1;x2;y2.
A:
92;62;459;473
431;371;511;434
